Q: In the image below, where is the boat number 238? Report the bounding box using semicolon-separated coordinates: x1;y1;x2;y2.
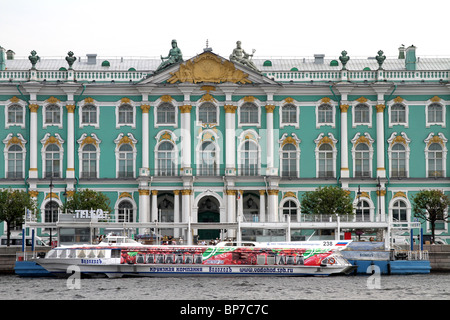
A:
322;241;333;246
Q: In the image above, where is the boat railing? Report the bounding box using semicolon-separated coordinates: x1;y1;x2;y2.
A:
391;249;429;261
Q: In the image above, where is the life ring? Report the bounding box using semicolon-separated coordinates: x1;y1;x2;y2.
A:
328;257;336;265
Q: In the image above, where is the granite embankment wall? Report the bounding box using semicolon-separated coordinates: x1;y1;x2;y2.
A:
1;245;450;274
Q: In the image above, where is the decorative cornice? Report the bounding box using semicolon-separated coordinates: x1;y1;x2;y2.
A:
393;191;407;199
283;191;297;199
119;192;132;199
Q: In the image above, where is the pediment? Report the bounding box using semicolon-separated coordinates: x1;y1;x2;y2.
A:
142;51;276;85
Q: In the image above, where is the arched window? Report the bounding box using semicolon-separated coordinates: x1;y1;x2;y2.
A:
45;144;60;178
45;200;59;223
81;144;97;178
427;143;443;177
354;104;370;124
118;104;133;124
391;143;407;178
81;105;97;125
240;102;258;125
391;103;406;124
118;144;134;178
240;141;259;176
355;199;371;222
157;102;176;125
281;104;297;124
318;144;334;178
198;102;217;124
157;141;175;176
282;200;298;221
427;103;443;124
7;144;23;178
355;143;370;177
8;104;24;125
281;143;297;177
198;141;216;176
45;105;61;125
318;104;333;124
392;200;407;222
118;200;134;222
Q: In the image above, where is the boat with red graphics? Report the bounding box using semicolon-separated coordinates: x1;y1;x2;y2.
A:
32;236;356;277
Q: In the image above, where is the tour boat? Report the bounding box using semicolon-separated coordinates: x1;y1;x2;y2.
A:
32;236;356;278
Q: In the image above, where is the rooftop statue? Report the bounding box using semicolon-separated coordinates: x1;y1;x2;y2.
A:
65;51;76;70
156;40;183;72
28;50;40;70
230;41;259;72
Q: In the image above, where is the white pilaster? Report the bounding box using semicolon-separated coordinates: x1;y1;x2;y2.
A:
179;105;192;175
224;105;237;175
376;104;386;178
259;190;266;222
151;190;158;222
141;104;150;170
138;188;150;224
66;104;75;179
181;189;192;244
340;103;350;178
226;190;236;239
173;190;180;238
267;190;279;222
265;104;277;175
29;103;39;179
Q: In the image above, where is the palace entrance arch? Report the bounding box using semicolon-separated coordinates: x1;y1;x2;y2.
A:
197;196;220;241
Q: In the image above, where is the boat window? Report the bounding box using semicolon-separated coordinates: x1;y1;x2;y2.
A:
266;255;275;265
87;250;96;258
165;254;174;264
136;254;145;264
286;255;295;265
243;243;255;247
46;250;57;258
194;254;203;264
276;255;285;265
146;254;154;264
175;254;183;264
77;250;86;258
297;255;304;265
155;254;164;264
257;255;266;265
111;249;121;259
184;254;193;264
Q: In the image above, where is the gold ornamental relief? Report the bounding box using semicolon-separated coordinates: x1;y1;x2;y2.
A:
167;52;252;84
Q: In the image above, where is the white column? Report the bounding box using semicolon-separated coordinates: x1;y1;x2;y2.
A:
226;190;236;239
29;103;39;179
151;190;158;222
265;105;277;175
376;104;386;178
138;188;150;225
181;189;192;244
340;104;350;178
180;105;192;175
267;189;279;222
173;190;180;238
141;105;150;170
224;105;237;175
259;190;266;222
66;104;75;179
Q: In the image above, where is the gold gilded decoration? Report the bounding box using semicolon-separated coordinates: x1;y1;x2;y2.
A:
67;168;75;171
391;135;406;146
47;96;60;104
201;85;215;93
376;104;385;113
151;190;158;196
226;190;237;196
45;192;60;200
118;135;134;148
119;192;132;199
343;189;351;196
179;105;192;113
7;136;24;148
200;93;216;102
167;52;251;84
10;96;20;103
44;136;61;147
141;104;150;113
281;136;297;147
160;95;173;103
29;104;39;112
356;97;368;103
393;191;407;199
224;105;237;113
29;190;39;198
283;191;297;199
259;190;266;195
284;97;294;103
84;97;94;104
340;104;349;113
66;105;76;113
81;136;98;147
181;189;192;195
376;189;386;196
427;135;444;147
393;96;404;103
431;96;441;102
138;189;150;196
173;190;180;195
121;97;131;104
321;97;331;104
243;96;255;102
354;135;372;146
265;105;275;113
267;189;279;196
360;191;370;199
318;136;334;148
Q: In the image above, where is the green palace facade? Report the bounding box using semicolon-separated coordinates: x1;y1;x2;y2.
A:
0;42;449;244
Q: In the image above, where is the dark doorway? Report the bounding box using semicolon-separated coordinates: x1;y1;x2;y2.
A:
197;196;220;240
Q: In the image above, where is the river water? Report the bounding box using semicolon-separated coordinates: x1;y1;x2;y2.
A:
1;273;449;300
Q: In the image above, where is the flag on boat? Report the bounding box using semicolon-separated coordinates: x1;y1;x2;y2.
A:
335;242;348;246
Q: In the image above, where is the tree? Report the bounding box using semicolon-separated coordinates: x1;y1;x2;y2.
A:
300;186;354;216
61;189;112;214
0;189;37;246
412;190;450;244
